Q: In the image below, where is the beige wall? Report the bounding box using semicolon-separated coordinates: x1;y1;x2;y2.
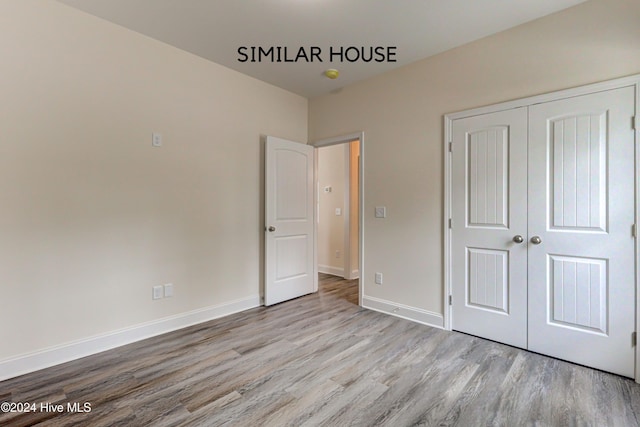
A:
0;0;307;360
309;0;640;315
317;144;346;273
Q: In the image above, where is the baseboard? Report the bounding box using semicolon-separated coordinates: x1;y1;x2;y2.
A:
0;295;260;382
318;264;344;277
362;295;444;329
349;269;360;280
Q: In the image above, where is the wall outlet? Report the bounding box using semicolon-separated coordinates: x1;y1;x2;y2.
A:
335;250;341;259
375;272;383;285
152;285;164;300
163;283;174;298
335;208;342;216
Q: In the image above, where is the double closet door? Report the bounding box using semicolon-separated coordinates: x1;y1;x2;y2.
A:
450;86;636;377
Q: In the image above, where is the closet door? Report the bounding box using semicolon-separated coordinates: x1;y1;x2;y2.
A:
527;87;636;377
451;108;528;348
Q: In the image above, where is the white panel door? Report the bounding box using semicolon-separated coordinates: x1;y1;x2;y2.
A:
265;136;315;306
451;108;528;348
528;87;636;377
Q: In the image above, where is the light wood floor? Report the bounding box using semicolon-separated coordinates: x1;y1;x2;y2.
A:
2;273;640;426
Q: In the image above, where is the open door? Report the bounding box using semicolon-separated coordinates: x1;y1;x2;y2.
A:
265;136;316;306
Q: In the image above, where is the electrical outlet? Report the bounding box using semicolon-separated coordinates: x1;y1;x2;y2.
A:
152;285;163;300
375;272;383;285
335;250;341;259
163;283;174;298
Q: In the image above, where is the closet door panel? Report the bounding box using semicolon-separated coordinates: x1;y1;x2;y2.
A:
527;86;636;378
451;108;528;348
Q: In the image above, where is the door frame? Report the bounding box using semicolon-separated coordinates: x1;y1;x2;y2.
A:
443;73;640;381
313;132;365;306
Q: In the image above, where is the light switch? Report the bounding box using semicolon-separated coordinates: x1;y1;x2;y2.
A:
164;283;174;298
324;186;332;193
152;133;162;147
152;285;163;300
375;206;386;218
335;208;342;216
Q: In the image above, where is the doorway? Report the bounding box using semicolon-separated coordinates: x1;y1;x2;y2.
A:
313;132;364;306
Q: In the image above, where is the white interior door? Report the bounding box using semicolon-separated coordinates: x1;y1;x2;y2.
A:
265;136;316;306
451;108;528;348
527;87;636;377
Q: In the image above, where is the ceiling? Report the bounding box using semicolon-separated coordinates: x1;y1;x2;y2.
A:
57;0;588;98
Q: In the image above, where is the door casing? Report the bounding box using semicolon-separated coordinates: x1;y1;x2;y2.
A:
444;73;640;382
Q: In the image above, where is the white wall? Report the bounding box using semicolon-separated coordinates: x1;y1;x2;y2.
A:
317;144;346;275
0;0;307;365
309;0;640;323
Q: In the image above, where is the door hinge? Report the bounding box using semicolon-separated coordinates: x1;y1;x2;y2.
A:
448;295;452;306
448;218;452;229
633;116;637;130
448;142;453;152
632;224;637;238
632;332;637;347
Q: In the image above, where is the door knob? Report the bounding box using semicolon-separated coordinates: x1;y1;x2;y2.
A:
531;236;542;245
268;226;276;232
512;235;524;244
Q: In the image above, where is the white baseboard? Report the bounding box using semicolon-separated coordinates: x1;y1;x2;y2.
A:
318;264;344;277
362;295;444;329
0;295;260;382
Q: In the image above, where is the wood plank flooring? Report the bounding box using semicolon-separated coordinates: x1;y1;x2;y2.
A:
2;273;640;426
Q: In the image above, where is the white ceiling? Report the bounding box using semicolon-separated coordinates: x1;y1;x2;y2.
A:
57;0;588;98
